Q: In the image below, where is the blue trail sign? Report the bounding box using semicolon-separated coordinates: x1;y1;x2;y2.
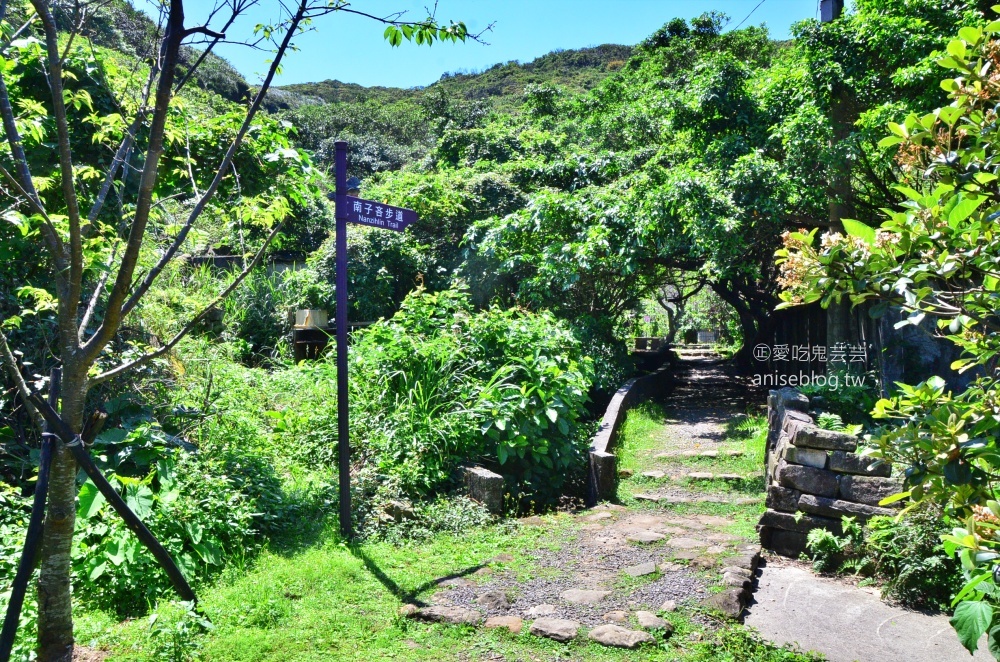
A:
331;142;418;538
347;197;417;231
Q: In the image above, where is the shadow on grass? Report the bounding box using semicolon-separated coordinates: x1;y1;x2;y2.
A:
348;545;485;607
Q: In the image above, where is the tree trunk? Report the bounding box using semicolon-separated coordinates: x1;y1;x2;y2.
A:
732;309;761;373
37;373;84;662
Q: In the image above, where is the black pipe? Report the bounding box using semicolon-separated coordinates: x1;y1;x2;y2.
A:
26;392;197;604
0;370;59;662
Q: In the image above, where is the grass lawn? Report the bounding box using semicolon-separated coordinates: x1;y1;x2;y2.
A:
75;515;816;661
72;401;819;661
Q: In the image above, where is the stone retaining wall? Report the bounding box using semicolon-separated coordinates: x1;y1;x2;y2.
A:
758;387;903;557
587;361;673;506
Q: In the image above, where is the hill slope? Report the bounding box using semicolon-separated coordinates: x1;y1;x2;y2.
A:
264;43;633;111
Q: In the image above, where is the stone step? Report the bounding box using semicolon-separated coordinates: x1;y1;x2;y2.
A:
686;472;745;482
655;449;745;459
634;493;761;506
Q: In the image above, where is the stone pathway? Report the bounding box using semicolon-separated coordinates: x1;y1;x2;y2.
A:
405;357;985;660
404;357;766;649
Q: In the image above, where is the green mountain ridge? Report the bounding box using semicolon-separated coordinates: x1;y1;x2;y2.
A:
264;43;634;111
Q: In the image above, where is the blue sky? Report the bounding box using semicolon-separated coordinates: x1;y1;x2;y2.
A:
166;1;823;89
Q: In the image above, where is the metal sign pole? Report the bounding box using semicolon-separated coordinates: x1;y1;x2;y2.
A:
334;141;352;538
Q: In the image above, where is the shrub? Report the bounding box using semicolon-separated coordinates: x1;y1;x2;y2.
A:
804;509;962;611
73;449;259;616
348;287;594;506
864;508;962;611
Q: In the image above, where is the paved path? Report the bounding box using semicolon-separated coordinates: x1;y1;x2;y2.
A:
625;358;987;662
746;560;990;661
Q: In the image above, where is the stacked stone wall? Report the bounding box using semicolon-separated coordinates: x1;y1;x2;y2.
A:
759;387;903;557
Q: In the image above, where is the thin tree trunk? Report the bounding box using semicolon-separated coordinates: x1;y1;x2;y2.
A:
36;373;82;662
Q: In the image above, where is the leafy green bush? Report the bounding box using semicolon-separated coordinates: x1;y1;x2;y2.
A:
348;287;593;505
73;451;259;615
689;625;824;662
864;508;962;611
805;516;863;573
805;510;962;611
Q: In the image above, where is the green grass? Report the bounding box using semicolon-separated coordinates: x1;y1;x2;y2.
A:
617;401;671;476
74;512;820;662
68;404;818;661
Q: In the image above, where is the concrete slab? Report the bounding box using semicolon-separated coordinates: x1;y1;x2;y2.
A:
745;564;990;662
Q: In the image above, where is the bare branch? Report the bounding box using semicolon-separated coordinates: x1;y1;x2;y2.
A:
80;0;187;364
0;332;43;429
85;53;160;229
78;245;117;342
174;0;260;95
31;0;87;336
89;220;285;386
118;1;308;320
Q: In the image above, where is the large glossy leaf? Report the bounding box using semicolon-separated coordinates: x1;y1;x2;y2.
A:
77;480;105;519
950;600;992;654
842;219;875;246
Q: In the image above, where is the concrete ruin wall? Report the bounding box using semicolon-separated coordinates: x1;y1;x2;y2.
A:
758;387;903;557
587;362;672;505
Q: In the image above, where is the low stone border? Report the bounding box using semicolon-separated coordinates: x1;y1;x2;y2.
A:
701;545;761;620
401;602;674;650
400;543;763;648
587;360;673;505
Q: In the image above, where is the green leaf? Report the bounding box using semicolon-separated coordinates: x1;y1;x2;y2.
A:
944;459;973;485
947;39;967;58
894;186;923;202
842;219;876;246
545;408;558;423
947;195;985;227
950;600;992;654
987;624;1000;662
959;26;982;44
952;572;992;607
125;485;154;519
497;444;509;465
939;106;963;127
184;522;204;545
77;479;105;519
89;561;107;581
877;491;911;506
192;541;222;565
105;538;127;566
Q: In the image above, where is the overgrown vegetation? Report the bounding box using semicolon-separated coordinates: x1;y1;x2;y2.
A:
3;0;998;658
805;510;963;612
